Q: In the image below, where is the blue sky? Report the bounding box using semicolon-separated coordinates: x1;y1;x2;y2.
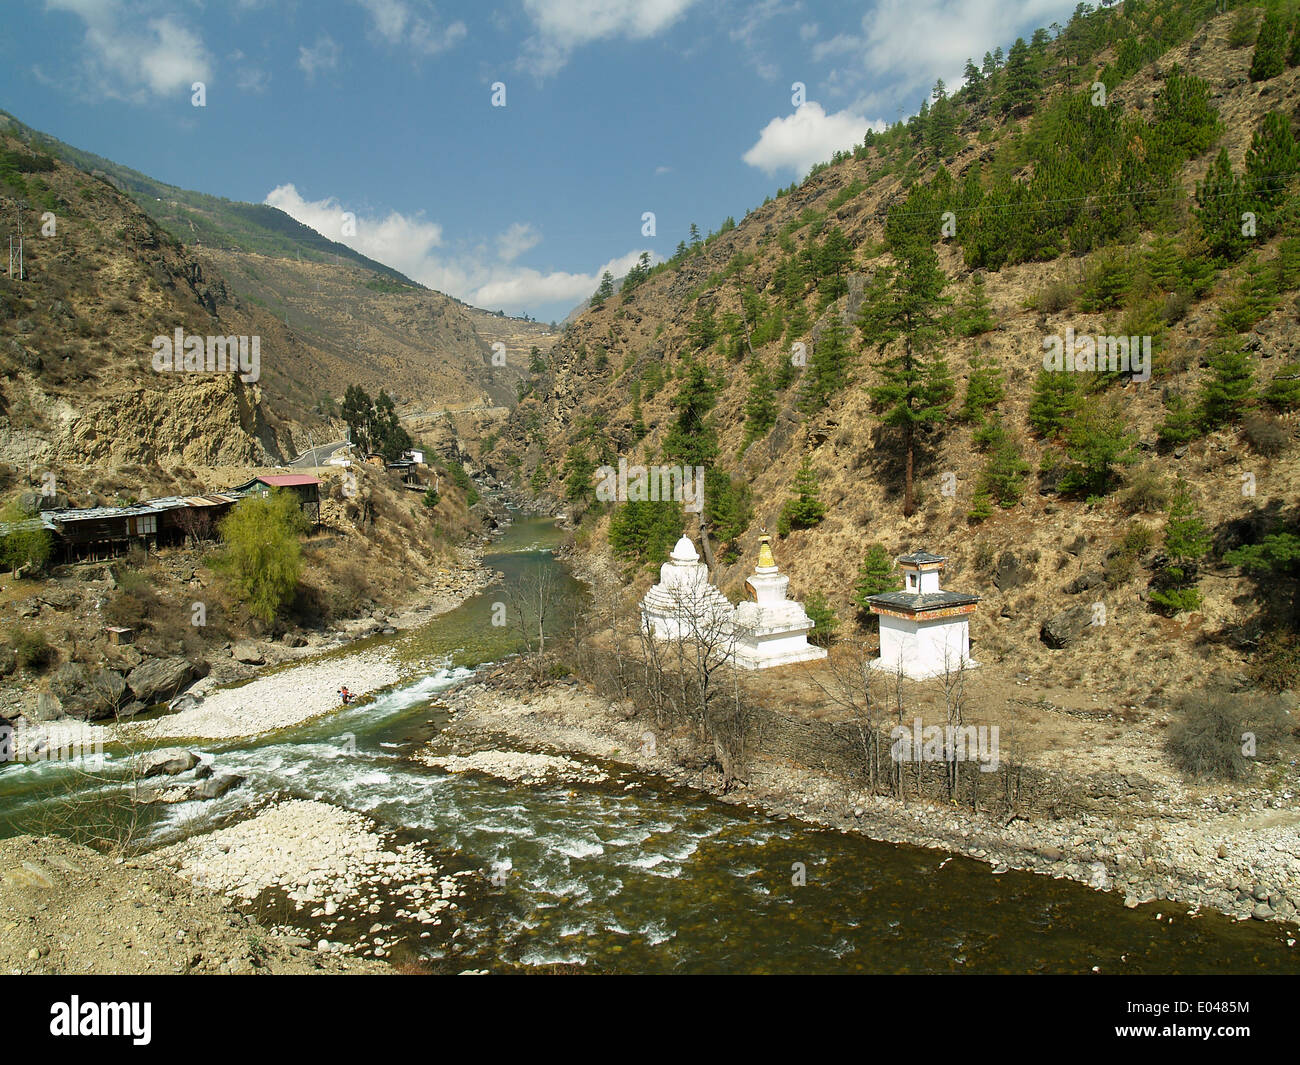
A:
2;0;1081;322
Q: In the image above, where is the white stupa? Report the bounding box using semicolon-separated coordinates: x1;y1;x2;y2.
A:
731;535;828;670
865;550;979;681
640;536;733;641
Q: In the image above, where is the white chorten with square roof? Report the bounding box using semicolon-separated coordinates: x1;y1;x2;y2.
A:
865;550;979;681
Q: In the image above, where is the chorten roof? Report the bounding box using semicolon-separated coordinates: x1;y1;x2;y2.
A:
897;550;947;566
866;589;980;614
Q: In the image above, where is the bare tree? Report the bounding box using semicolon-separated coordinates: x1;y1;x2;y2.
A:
809;639;885;792
505;559;563;683
935;648;970;801
174;506;213;547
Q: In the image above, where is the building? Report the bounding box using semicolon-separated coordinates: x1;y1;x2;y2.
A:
230;474;321;524
640;536;733;642
865;550;979;681
731;536;827;670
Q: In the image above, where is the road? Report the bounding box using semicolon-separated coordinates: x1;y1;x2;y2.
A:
288;440;348;467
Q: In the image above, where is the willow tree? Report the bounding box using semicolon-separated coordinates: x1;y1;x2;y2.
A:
858;246;955;515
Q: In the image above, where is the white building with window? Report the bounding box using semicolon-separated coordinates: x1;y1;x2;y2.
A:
865;550;979;681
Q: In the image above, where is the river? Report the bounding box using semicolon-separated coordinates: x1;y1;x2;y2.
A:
1;516;1297;973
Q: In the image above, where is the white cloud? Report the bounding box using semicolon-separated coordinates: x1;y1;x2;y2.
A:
518;0;698;76
353;0;467;56
45;1;212;101
742;101;881;177
654;165;672;175
265;183;648;314
810;0;1078;114
471;249;648;309
497;222;542;263
298;35;341;79
728;0;796;81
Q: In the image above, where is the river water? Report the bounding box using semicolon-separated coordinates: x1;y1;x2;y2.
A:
1;516;1297;974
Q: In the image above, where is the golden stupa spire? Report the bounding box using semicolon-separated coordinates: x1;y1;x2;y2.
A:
757;534;776;570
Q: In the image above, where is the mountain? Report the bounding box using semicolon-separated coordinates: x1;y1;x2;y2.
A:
0;110;551;480
0;109;415;283
491;1;1300;697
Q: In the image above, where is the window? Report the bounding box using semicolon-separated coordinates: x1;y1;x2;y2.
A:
137;514;157;535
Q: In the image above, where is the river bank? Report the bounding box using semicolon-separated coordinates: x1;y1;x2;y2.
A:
435;664;1300;934
8;545;498;751
0;830;388;975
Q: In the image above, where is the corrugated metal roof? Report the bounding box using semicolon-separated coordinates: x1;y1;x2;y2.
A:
256;474;321;487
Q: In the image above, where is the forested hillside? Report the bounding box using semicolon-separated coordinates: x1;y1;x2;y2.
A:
493;0;1300;698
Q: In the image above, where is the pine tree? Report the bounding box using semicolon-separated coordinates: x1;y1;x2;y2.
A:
774;341;799;390
1003;38;1037;116
927;94;958;156
1149;482;1210;616
799;312;855;415
1249;9;1288;82
1027;368;1080;438
858;246;954;515
963;58;983;100
1262;359;1300;411
742;355;777;446
1198;341;1255;428
591;271;615;308
778;455;827;535
953;273;996;336
1057;396;1138;498
629;380;647;440
1289;18;1300;68
609;500;684;567
1157;390;1201;446
851;544;901;619
662;359;718;467
1244;112;1300;235
703;469;752;563
1194;149;1250;262
978;431;1031;507
815;227;853;300
564;444;596;508
958;353;1004;424
687;301;720;351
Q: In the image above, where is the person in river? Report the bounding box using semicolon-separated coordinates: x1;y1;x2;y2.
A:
338;686;352;704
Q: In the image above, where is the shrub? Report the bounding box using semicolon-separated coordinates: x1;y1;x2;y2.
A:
215;490;308;625
11;627;55;672
1166;688;1289;781
1242;412;1288;457
1252;631;1300;693
1034;279;1075;314
1120;465;1170;514
804;592;838;647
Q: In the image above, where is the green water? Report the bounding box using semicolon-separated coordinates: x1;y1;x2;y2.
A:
1;515;1297;974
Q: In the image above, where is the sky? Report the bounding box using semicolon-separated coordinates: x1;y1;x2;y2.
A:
2;0;1083;322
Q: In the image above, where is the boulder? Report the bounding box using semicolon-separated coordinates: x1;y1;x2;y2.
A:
281;632;308;648
993;551;1033;591
127;657;200;705
47;663;126;720
32;691;64;722
140;747;199;778
1040;604;1094;649
0;645;16;676
1064;571;1105;595
194;773;244;800
231;640;265;665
